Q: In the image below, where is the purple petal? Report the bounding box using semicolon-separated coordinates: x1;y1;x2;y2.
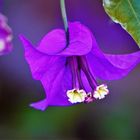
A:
30;61;72;111
0;13;13;56
20;35;72;110
30;99;48;111
38;22;92;56
0;13;7;23
87;37;140;80
20;35;59;80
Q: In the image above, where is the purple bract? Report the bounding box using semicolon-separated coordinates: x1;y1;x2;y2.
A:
20;22;140;111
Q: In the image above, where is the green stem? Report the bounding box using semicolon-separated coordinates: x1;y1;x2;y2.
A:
60;0;69;45
60;0;68;32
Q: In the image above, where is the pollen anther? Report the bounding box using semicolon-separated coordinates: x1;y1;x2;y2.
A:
93;84;109;100
67;89;87;104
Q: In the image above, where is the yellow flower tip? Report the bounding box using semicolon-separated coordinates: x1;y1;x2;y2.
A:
93;84;109;100
67;89;87;104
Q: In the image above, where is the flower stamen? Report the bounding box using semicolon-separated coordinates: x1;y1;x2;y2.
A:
93;84;109;100
78;56;98;89
69;56;78;89
77;66;85;90
67;89;87;103
85;93;94;103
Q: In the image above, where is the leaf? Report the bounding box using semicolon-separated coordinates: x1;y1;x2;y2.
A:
103;0;140;47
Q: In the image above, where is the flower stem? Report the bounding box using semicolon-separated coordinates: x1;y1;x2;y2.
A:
60;0;69;45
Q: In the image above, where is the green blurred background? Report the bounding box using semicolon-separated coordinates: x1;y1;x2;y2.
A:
0;0;140;139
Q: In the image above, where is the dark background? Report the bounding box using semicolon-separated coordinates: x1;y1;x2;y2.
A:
0;0;140;139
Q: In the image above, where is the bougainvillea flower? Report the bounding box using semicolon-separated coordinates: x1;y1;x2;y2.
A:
0;13;13;56
20;22;140;111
